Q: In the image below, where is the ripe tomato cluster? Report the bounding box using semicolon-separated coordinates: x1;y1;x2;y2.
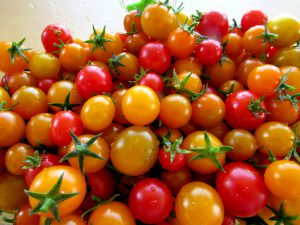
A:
0;1;300;225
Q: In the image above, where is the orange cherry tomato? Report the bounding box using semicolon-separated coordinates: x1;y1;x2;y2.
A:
172;57;202;76
236;58;264;87
222;33;243;58
7;71;37;95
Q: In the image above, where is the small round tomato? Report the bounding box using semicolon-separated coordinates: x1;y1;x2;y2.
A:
76;65;113;100
15;203;40;225
139;42;171;74
111;126;159;176
218;80;245;98
47;80;83;112
155;127;183;143
66;134;110;173
102;123;125;145
247;64;281;97
28;166;86;219
175;182;224;225
5;143;34;175
50;111;83;146
11;86;48;119
124;32;149;55
88;201;136;225
241;10;268;32
195;10;229;39
129;178;173;224
172;56;202;76
6;71;38;95
265;160;300;200
271;47;300;68
280;66;300;95
112;89;131;125
159;94;192;129
174;72;202;96
41;24;73;53
236;58;264;87
0;110;25;147
192;93;225;128
141;3;178;40
59;43;89;72
124;10;142;33
255;121;294;157
29;53;60;79
223;129;257;161
195;39;223;66
222;33;243;58
122;85;159;126
158;147;187;172
206;122;230;140
268;15;300;47
242;25;269;55
216;162;268;217
180;120;201;136
37;79;56;93
81;95;115;132
139;72;165;94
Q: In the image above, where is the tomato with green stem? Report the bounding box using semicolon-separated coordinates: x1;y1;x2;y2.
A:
241;10;268;32
0;86;11;108
124;10;142;33
280;66;300;95
221;33;243;58
155;127;183;143
172;56;202;76
195;39;223;66
14;203;40;225
139;71;165;94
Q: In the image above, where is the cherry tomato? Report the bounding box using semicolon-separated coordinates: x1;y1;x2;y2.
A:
155;127;183;143
112;89;131;125
38;78;56;93
15;203;40;225
255;121;294;157
241;10;268;32
223;34;243;59
124;10;142;33
225;90;267;130
76;65;113;100
6;71;37;95
139;42;171;74
159;94;192;129
158;147;187;172
41;24;73;53
218;80;245;99
195;10;229;39
195;39;223;66
0;86;10;107
172;56;202;76
139;72;165;94
236;58;264;87
271;47;300;68
102;123;125;145
265;160;300;200
88;201;136;225
129;178;173;224
141;3;178;40
175;182;224;225
174;72;202;96
122;85;160;126
124;32;149;55
280;66;300;95
206;122;230;140
28;166;86;219
50;111;83;146
216;162;268;217
111;126;159;176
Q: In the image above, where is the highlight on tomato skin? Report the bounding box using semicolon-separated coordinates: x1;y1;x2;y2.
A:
0;3;299;225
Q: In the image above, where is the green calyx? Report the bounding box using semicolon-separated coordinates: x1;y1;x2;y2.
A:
48;92;81;111
190;132;233;173
108;53;125;75
22;150;43;170
85;25;112;53
59;131;104;174
191;10;203;24
0;101;19;111
284;125;300;163
25;173;79;222
159;0;183;14
129;67;149;84
179;17;198;34
267;203;298;225
218;82;235;97
0;209;17;224
7;38;31;64
162;136;190;162
256;23;279;44
248;96;270;118
230;18;241;31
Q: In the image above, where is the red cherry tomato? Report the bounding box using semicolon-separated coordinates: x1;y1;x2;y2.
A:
139;72;165;94
241;10;268;32
195;40;223;66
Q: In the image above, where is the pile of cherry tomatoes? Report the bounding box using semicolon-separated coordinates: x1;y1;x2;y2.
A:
0;1;300;224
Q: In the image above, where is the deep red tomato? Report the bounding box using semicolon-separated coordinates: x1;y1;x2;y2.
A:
24;153;60;186
225;90;267;130
195;10;229;39
222;213;236;225
15;203;40;225
195;39;223;66
41;24;73;53
50;111;83;146
87;167;115;200
216;162;269;217
139;42;171;74
241;10;268;32
37;78;57;93
129;178;173;224
76;65;113;99
158;148;187;172
139;72;165;94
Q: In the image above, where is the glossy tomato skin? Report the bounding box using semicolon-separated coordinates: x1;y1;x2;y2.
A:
139;42;171;74
271;47;300;68
129;178;173;224
41;24;73;53
76;65;112;99
15;203;40;225
241;10;268;32
195;10;229;39
216;162;268;217
195;39;223;66
175;182;224;225
139;72;165;94
37;79;56;93
6;71;37;95
225;90;267;130
25;154;60;186
50;111;83;146
158;148;187;172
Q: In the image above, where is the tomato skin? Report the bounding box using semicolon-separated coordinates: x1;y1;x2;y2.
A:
124;10;142;33
102;123;125;145
76;65;113;100
241;10;268;32
40;214;85;225
216;162;268;217
112;89;131;125
50;111;83;146
195;10;229;39
172;56;202;76
41;24;73;53
242;25;268;55
222;213;236;225
0;111;25;147
139;72;165;94
37;79;56;93
29;166;86;219
25;154;60;187
206;122;230;140
236;58;264;87
6;71;38;95
124;32;149;55
280;66;300;95
88;201;136;225
129;178;173;224
139;42;171;74
221;33;243;58
15;203;40;225
175;182;224;225
158;148;187;172
225;90;267;130
195;39;223;66
271;47;300;68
